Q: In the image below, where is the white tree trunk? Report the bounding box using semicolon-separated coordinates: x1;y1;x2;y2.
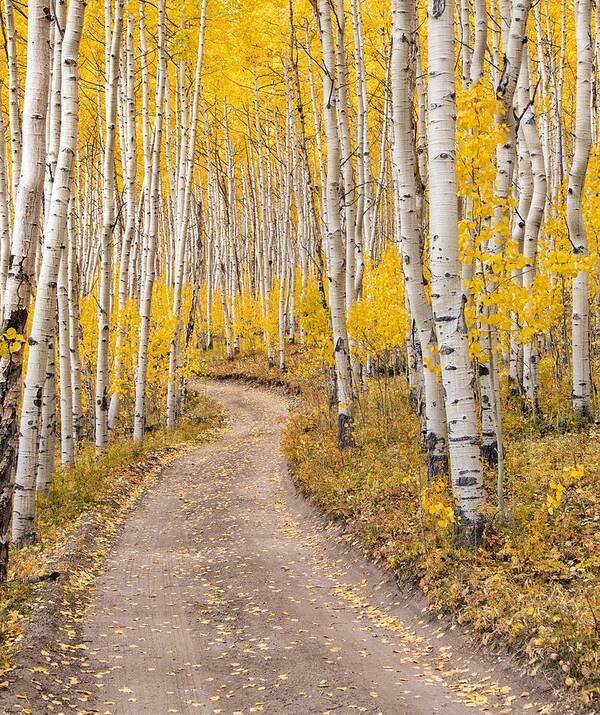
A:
35;339;56;495
3;0;21;204
133;0;166;442
0;111;11;305
96;0;124;451
428;0;485;543
0;0;51;573
316;0;354;448
166;0;207;428
391;0;448;477
109;15;137;430
67;204;83;443
57;246;74;464
350;0;370;287
568;0;592;417
508;121;531;393
519;52;547;406
12;0;86;546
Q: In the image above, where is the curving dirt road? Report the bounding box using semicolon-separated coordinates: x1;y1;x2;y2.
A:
2;380;570;714
74;380;565;715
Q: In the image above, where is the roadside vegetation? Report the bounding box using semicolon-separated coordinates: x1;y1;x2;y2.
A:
208;348;599;707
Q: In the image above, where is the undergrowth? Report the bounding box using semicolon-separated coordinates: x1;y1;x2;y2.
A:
208;350;600;708
0;391;224;670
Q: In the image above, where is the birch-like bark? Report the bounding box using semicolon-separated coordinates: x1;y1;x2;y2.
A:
391;0;448;477
57;246;74;464
0;0;51;576
470;0;487;85
96;0;124;450
34;0;65;493
305;22;328;231
108;14;137;430
45;1;65;225
533;5;551;191
493;0;531;254
518;52;547;406
482;0;531;462
3;0;21;204
369;52;391;257
316;0;354;448
568;0;592;417
459;0;472;84
133;0;166;442
508;122;531;392
166;0;208;429
0;111;10;303
12;0;86;546
35;339;56;495
428;0;485;543
350;0;368;293
67;204;82;443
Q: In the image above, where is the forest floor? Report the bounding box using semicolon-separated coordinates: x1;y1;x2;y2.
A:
0;380;580;714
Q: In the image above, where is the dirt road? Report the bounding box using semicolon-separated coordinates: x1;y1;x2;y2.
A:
3;381;568;714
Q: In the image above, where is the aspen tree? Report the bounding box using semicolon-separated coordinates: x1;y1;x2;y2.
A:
305;22;328;232
274;105;291;372
427;0;486;543
166;0;208;429
459;0;472;84
288;9;325;312
481;0;531;462
2;0;21;203
494;0;532;246
315;0;354;449
205;219;213;349
568;0;592;417
350;0;371;271
108;15;137;430
96;0;124;451
252;91;277;369
0;0;51;577
391;0;448;477
217;212;233;361
332;0;357;310
45;2;65;226
67;204;83;443
333;0;364;389
35;340;56;495
532;6;551;188
133;0;166;442
508;122;532;393
368;50;392;258
57;247;74;464
12;0;86;546
460;0;486;285
518;52;547;406
33;0;66;495
471;0;487;84
222;105;236;362
0;111;10;303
